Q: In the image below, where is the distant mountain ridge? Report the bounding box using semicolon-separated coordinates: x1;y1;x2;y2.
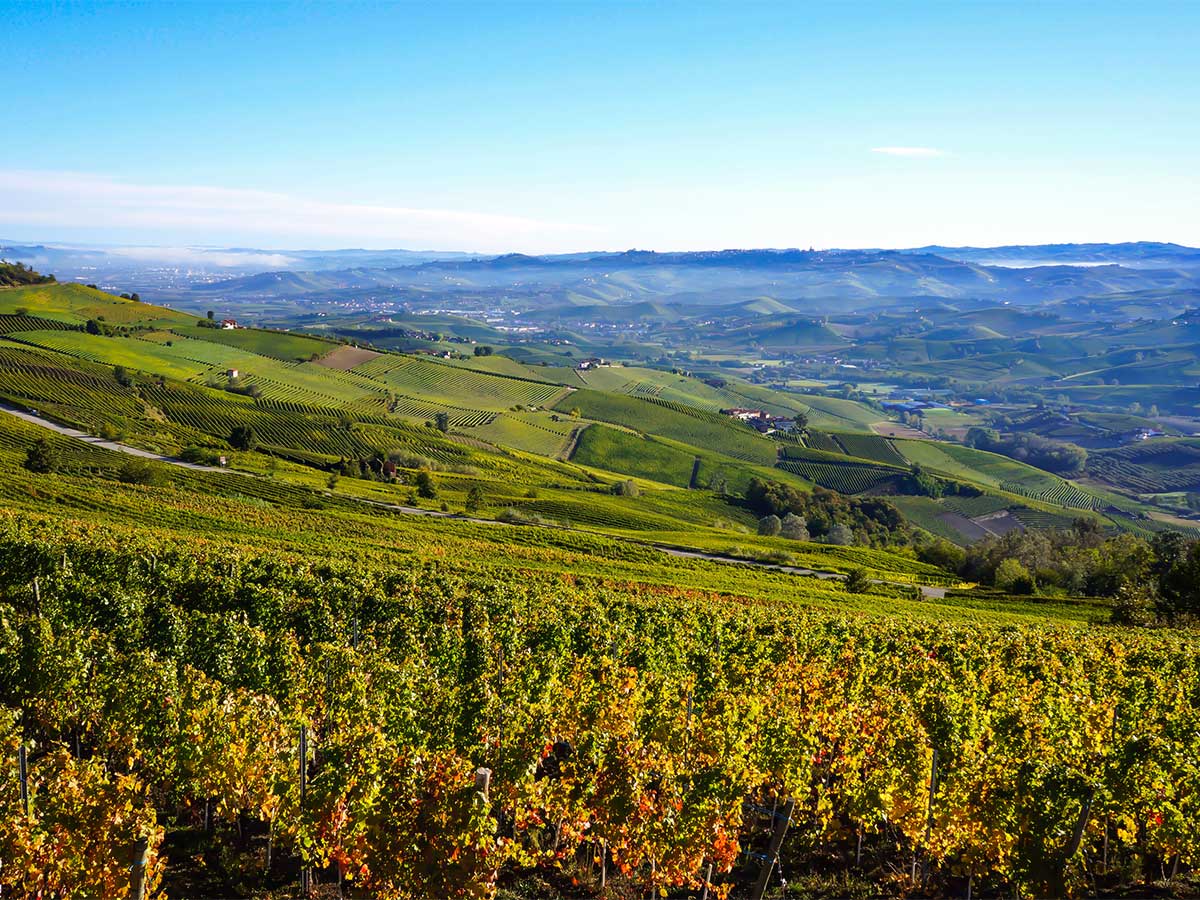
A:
189;246;1199;309
4;239;1199;311
906;241;1200;268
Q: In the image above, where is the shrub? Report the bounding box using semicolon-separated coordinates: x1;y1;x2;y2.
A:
610;479;640;498
1110;582;1157;627
23;438;60;474
414;470;438;499
844;567;871;593
391;453;436;471
180;446;221;466
824;523;855;546
99;421;127;442
757;514;782;536
497;507;555;527
779;513;809;541
994;557;1035;594
229;425;257;451
918;538;966;574
117;458;165;486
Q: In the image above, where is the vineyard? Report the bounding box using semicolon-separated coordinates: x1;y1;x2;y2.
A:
999;478;1103;511
354;354;570;410
775;459;898;494
802;431;844;454
2;513;1197;899
559;390;777;466
831;433;909;466
1088;439;1200;494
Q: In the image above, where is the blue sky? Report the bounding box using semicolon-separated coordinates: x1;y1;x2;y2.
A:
2;1;1197;252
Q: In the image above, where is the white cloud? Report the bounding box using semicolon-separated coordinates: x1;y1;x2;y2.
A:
109;246;301;268
0;170;596;253
870;146;947;158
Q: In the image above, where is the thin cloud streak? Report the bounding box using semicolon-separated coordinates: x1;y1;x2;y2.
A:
870;146;947;158
0;170;596;253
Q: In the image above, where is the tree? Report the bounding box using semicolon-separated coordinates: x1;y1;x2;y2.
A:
23;437;60;473
610;479;640;498
918;539;966;574
779;513;809;541
207;310;215;320
791;411;809;436
474;345;493;357
434;411;450;433
117;458;164;486
825;523;855;545
130;293;140;302
112;365;132;387
465;485;484;514
757;514;782;536
994;557;1034;594
1155;537;1200;620
229;424;257;451
414;470;438;499
1110;582;1157;627
85;319;101;335
844;567;871;593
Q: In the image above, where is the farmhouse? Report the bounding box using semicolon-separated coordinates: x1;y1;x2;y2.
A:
221;318;238;329
576;357;608;370
721;407;768;422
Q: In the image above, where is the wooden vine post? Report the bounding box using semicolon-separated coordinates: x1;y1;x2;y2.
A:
299;725;310;895
915;748;938;884
129;836;150;900
750;798;794;900
18;743;29;817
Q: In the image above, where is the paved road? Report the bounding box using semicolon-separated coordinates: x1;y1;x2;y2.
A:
1;404;948;599
0;402;244;474
657;545;946;598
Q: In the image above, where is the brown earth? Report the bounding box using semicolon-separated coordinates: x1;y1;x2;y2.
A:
313;344;382;370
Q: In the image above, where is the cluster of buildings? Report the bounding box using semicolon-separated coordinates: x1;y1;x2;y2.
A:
720;407;799;434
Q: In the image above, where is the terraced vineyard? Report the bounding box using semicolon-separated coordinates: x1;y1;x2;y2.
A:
0;313;81;335
999;477;1103;510
804;430;844;454
140;382;473;464
833;432;909;465
776;459;897;493
388;394;496;427
1089;439;1200;493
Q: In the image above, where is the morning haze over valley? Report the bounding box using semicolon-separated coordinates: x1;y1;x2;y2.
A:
1;2;1199;899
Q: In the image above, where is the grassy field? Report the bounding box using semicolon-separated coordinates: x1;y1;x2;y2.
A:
173;322;337;360
355;353;571;410
571;423;698;486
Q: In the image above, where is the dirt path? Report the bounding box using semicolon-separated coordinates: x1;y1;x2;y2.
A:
1;404;947;599
559;423;586;461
